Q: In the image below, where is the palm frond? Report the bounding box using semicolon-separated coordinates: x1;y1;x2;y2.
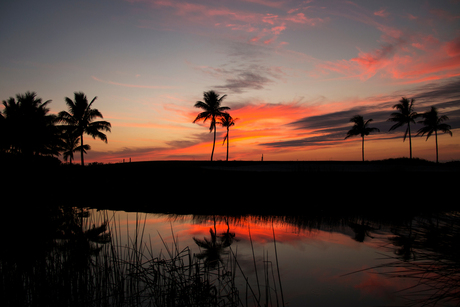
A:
194;101;209;110
193;111;212;124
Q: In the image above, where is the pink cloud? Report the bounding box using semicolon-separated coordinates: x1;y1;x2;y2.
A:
262;14;278;25
226;23;258;33
131;0;325;46
410;34;439;51
312;3;460;85
239;0;285;9
271;24;287;35
285;12;327;26
444;36;460;57
430;8;460;21
316;43;398;81
374;8;389;18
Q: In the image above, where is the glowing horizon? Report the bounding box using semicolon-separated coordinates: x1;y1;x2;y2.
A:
1;0;460;163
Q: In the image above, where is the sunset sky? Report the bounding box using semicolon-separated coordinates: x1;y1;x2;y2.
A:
2;0;460;162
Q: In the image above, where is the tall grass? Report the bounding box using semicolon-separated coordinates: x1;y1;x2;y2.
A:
1;207;285;307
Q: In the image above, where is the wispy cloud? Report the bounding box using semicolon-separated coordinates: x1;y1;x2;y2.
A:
374;8;389;18
190;62;286;93
312;2;460;84
92;76;175;89
128;0;327;46
260;77;460;149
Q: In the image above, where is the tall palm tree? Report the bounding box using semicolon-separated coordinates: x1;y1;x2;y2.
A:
345;115;379;161
388;97;418;159
58;92;111;166
193;90;230;161
218;113;238;162
417;106;452;163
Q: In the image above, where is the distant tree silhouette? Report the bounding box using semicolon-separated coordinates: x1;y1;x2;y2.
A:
62;132;90;164
388;97;418;159
218;113;238;162
1;92;61;156
58;92;111;166
345;115;379;161
193;91;230;161
417;106;452;163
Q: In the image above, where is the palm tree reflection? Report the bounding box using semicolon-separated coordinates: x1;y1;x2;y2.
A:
346;212;460;306
348;219;376;242
193;220;236;269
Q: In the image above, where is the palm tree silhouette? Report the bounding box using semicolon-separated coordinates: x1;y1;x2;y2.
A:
345;115;379;161
417;106;452;163
2;92;60;156
388;97;418;159
58;92;111;166
193;91;230;161
62;132;91;164
218;113;238;162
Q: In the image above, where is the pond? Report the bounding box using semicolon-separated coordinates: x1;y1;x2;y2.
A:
2;206;459;307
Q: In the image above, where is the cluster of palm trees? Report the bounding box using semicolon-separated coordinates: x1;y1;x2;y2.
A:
193;90;238;161
346;97;453;162
1;91;111;165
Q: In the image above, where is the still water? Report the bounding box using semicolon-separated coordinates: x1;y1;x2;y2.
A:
90;209;459;307
3;206;458;306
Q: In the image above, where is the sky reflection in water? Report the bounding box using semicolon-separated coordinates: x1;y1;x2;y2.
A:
99;210;419;307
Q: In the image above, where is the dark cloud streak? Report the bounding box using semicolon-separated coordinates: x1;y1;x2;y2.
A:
261;77;460;149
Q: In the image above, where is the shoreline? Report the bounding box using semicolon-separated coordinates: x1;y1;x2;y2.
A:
4;157;458;215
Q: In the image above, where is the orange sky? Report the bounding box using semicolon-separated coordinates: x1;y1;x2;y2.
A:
1;0;460;163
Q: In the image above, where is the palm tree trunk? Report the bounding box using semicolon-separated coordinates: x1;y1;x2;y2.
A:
211;125;216;161
362;136;365;162
435;130;439;163
80;133;84;166
408;124;412;159
226;128;229;162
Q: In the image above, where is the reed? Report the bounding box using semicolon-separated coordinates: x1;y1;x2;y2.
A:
1;207;285;307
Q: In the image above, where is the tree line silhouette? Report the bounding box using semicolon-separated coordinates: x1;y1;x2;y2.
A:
1;90;452;164
1;91;111;166
345;97;452;162
193;91;453;163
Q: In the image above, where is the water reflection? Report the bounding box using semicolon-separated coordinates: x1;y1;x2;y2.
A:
371;212;460;306
193;217;237;269
1;206;458;306
0;206;111;306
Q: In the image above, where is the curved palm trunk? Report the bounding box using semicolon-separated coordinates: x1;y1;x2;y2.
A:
362;136;365;162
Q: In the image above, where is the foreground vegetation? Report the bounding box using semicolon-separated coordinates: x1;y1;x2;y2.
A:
1;201;459;306
0;206;286;307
